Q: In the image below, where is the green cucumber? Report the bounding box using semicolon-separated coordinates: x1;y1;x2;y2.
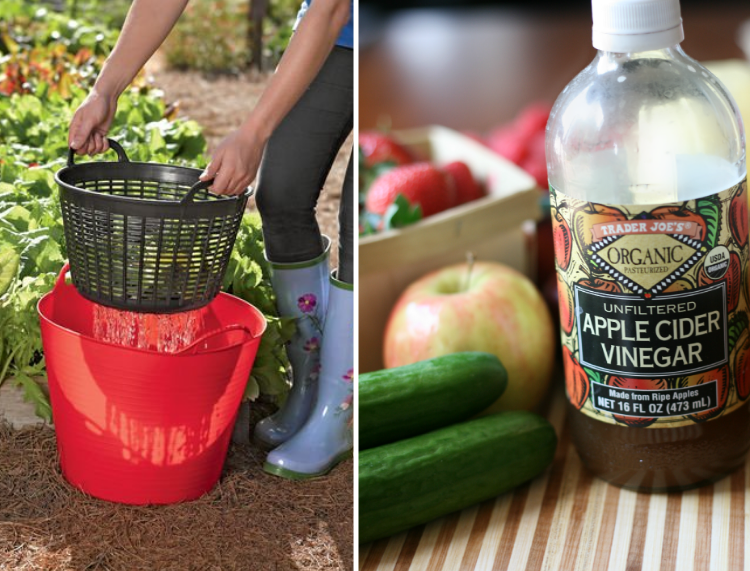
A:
359;352;507;450
359;411;557;544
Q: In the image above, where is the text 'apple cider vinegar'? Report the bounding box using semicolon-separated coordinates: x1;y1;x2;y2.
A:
546;0;749;491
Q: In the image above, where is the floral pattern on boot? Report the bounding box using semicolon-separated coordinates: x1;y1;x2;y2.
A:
297;293;324;336
337;369;354;428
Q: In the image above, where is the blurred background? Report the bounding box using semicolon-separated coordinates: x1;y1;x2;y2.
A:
360;0;750;132
36;0;297;72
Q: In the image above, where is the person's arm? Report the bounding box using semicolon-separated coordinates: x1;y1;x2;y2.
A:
68;0;189;155
200;0;351;195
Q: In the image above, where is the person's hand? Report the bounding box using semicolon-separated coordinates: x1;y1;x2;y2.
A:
199;128;265;196
68;90;117;156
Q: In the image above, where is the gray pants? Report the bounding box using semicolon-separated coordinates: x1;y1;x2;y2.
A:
255;46;354;284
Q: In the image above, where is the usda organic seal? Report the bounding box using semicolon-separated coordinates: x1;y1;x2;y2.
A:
704;245;730;280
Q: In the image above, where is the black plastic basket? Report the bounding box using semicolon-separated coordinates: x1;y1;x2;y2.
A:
55;139;251;313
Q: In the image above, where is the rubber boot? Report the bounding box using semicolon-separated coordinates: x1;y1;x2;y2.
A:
253;237;331;448
264;272;353;479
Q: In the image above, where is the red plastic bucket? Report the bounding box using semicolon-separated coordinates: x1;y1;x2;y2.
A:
38;264;267;504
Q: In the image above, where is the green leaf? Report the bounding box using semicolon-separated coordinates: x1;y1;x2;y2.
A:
0;182;16;195
147;122;167;154
674;376;689;389
222;256;239;292
14;371;52;423
16;167;56;198
0;246;20;297
384;194;422;230
248;337;289;398
359;211;381;236
0;204;33;232
583;366;603;386
695;196;722;249
360;160;396;199
728;311;749;354
30;239;64;274
243;377;260;401
222;213;295;401
35;81;50;101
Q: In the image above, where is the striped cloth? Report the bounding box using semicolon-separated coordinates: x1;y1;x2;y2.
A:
359;386;746;571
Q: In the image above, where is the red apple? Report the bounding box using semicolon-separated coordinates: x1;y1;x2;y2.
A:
607;376;667;427
551;206;572;271
562;347;589;410
688;365;730;422
383;261;556;413
729;180;748;248
578;276;622;294
572;203;627;254
735;329;750;401
663;277;695;293
556;273;575;335
650;204;707;242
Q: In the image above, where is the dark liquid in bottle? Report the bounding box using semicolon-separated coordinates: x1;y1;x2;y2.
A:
568;399;750;492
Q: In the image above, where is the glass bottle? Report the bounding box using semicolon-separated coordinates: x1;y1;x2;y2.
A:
546;0;749;491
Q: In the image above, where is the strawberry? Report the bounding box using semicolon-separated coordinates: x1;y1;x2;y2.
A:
521;157;548;189
365;162;453;217
359;131;414;167
485;102;551;166
526;129;547;160
486;125;528;165
521;130;548;188
442;161;484;204
514;102;552;141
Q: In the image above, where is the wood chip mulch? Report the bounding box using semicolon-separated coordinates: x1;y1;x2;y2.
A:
0;417;353;571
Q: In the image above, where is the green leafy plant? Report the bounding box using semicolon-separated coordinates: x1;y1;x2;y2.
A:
64;0;132;29
0;5;295;419
223;212;296;401
1;6;118;56
162;0;297;72
163;0;250;74
262;0;298;65
0;6;129;97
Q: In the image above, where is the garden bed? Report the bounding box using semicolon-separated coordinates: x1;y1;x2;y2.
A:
0;5;353;570
0;412;353;571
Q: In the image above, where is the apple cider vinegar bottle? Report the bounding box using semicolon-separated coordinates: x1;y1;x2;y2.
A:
546;0;749;491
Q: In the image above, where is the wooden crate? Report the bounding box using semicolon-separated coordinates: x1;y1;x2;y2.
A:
359;126;541;373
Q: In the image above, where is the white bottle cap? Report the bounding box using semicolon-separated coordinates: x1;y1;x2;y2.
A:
592;0;684;53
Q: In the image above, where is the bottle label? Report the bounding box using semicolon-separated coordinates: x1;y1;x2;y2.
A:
552;178;749;428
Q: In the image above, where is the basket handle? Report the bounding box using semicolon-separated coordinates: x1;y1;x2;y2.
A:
176;323;256;354
67;138;130;167
181;180;254;204
181;179;214;205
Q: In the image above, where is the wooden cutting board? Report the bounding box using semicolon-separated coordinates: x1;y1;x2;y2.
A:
359;385;747;571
